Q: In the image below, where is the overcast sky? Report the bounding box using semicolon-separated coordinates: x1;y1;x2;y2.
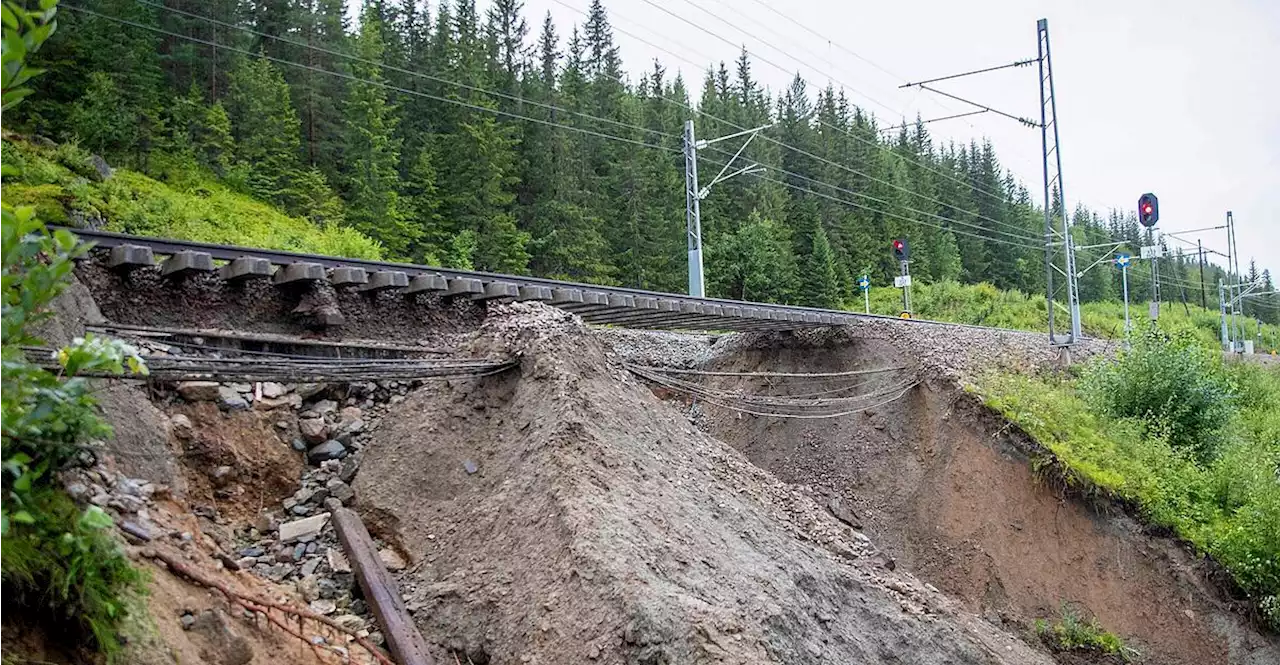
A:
481;0;1279;278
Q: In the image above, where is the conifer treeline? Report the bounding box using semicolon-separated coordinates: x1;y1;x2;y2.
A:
16;0;1276;321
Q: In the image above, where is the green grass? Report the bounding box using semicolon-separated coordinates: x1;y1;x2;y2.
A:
972;361;1280;630
1;138;384;259
1035;605;1136;661
864;280;1280;352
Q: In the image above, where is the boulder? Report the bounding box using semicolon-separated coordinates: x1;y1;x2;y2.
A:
307;440;347;465
217;386;249;411
298;418;328;444
260;382;288;398
177;381;221;402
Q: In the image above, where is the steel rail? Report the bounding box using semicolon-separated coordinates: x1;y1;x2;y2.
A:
62;228;1043;336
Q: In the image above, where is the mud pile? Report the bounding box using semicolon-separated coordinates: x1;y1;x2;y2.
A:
355;304;1052;664
689;328;1280;665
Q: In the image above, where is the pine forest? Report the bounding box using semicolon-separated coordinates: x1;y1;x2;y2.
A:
9;0;1277;325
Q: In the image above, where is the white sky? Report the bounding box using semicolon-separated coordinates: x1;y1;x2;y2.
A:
480;0;1279;278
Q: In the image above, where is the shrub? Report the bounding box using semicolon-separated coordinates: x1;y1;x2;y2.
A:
2;189;151;660
1035;605;1135;661
1081;325;1237;461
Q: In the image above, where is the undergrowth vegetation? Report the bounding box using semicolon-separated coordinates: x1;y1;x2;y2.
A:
0;137;384;259
2;2;147;657
975;327;1280;631
1035;605;1135;662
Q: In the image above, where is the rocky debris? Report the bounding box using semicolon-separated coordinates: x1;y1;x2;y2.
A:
88;153;114;181
62;466;161;542
356;304;1053;665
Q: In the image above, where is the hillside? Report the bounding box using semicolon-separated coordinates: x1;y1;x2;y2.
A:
1;137;383;259
866;281;1280;352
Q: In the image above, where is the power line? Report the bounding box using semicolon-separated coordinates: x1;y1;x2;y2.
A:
134;0;677;145
699;149;1041;246
546;0;720;72
716;161;1043;250
66;4;679;153
80;3;1041;256
670;0;904;119
667;94;1041;241
631;0;1018;208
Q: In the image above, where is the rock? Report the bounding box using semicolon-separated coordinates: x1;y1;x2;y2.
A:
229;383;253;394
325;479;355;505
295;383;328;400
311;399;339;416
181;613;196;630
323;497;343;513
298;418;328;444
368;631;385;647
278;513;330;543
308;488;330;505
239;546;265;558
339;456;360;484
338;406;362;424
291;504;312;516
256;394;302;411
177;381;221;402
463;460;479;475
827;496;862;529
171;414;195;440
333;614;366;631
275;420;291;430
291;438;308;452
208;465;236;488
307;440;347;465
217;386;249;411
261;382;288;398
297;576;321;602
293;542;307;560
254;513;277;533
188;609;254;665
379;548;408;571
66;482;90;501
327;547;352;574
300;557;322;577
88;154;114;181
309;599;337;615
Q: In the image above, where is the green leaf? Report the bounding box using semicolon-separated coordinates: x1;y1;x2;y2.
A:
11;510;35;524
80;505;114;530
1;5;18;30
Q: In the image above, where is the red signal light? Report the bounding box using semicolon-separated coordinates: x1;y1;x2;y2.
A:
893;240;903;249
1143;204;1152;214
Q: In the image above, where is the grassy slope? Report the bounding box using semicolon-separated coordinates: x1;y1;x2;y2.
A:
973;363;1280;628
1;138;383;259
866;280;1280;352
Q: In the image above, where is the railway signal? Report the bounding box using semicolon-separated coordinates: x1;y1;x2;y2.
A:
1138;193;1159;228
891;238;910;261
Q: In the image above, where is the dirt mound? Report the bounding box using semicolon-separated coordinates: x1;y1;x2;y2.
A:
354;304;1054;664
689;328;1280;665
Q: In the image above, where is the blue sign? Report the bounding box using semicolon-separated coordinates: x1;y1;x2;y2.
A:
857;275;870;290
1114;253;1132;269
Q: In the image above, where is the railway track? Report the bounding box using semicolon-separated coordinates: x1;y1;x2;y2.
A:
63;227;1034;335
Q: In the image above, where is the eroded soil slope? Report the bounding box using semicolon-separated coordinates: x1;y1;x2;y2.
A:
355;304;1054;665
690;327;1279;665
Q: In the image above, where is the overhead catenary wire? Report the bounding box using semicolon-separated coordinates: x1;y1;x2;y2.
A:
78;2;1040;252
548;0;1019;209
64;4;679;154
129;0;679;145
